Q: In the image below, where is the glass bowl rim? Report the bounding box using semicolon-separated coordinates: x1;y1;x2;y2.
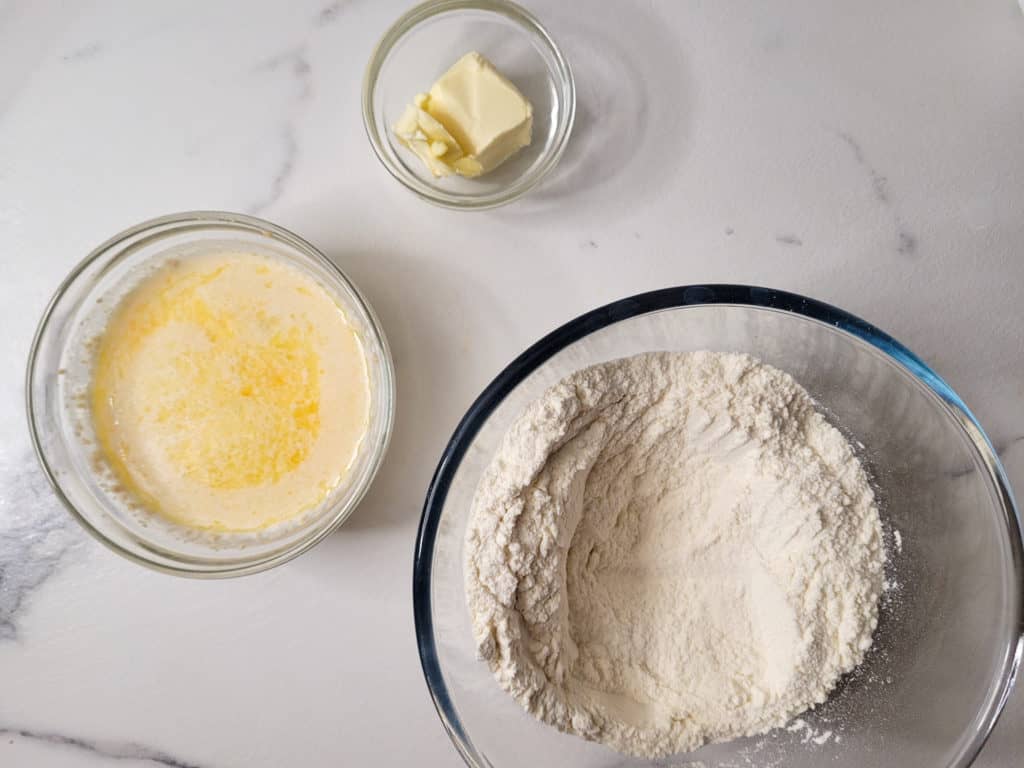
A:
361;0;577;211
25;209;397;579
412;283;1024;767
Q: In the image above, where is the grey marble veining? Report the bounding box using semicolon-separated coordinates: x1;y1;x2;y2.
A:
314;0;350;27
836;131;918;257
1;726;208;768
994;435;1024;461
0;0;1021;766
247;47;313;215
0;456;84;642
61;42;105;63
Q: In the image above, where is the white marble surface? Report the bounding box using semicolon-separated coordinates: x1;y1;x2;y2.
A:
1;0;1022;765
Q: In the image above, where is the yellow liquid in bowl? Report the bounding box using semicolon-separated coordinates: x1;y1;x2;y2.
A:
90;252;370;532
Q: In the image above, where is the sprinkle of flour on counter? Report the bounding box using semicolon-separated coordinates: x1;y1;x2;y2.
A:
464;352;885;758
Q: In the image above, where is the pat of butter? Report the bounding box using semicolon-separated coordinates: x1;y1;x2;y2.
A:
393;104;465;178
392;52;533;178
427;52;533;175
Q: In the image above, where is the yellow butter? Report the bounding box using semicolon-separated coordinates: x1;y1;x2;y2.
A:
393;104;464;177
392;51;533;179
427;52;533;175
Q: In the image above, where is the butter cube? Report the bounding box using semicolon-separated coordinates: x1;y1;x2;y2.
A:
392;51;533;179
427;52;533;175
393;104;464;177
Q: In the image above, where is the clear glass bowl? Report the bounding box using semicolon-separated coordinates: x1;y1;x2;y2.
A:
413;285;1023;767
26;211;395;577
362;0;575;210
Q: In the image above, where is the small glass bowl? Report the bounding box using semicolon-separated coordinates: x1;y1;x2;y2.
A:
363;0;575;210
26;211;396;578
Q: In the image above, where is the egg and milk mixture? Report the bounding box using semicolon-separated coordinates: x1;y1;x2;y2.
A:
90;253;369;532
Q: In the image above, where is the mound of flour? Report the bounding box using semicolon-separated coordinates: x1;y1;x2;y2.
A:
464;351;884;757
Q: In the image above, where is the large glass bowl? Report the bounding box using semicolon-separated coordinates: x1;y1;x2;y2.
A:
413;285;1022;767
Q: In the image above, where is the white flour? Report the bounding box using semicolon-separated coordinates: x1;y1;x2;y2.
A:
464;351;885;758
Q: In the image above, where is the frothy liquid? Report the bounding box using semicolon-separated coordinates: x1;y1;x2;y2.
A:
90;252;370;532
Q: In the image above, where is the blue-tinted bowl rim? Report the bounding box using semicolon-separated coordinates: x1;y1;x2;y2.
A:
412;283;1023;767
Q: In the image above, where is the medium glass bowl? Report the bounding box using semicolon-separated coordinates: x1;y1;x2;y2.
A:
362;0;575;210
414;285;1022;767
27;211;395;578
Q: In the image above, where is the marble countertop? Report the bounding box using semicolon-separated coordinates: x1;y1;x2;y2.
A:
1;0;1022;765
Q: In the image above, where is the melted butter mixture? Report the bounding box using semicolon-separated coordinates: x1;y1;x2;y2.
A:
91;253;370;532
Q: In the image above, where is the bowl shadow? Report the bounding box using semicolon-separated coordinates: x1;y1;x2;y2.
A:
504;1;692;220
343;253;451;532
293;237;488;534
